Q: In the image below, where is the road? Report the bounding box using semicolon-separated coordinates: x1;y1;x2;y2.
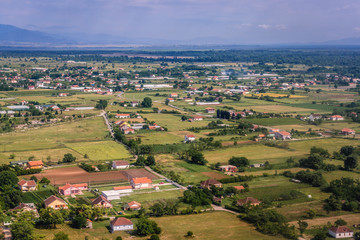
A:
145;166;188;190
101;110;114;138
211;204;240;215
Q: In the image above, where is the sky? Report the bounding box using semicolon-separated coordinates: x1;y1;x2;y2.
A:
1;0;360;44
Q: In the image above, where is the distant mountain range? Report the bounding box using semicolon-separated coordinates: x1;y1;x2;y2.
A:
1;23;360;48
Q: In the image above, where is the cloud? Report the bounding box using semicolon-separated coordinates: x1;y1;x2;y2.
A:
258;24;272;30
235;23;253;29
355;27;360;32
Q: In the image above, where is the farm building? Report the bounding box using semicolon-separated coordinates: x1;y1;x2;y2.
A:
328;226;353;238
123;201;142;211
44;195;68;209
112;160;130;169
92;195;113;208
130;177;153;189
237;197;261;207
184;134;196;142
169;93;178;98
192;116;203;121
102;188;133;200
200;179;222;189
58;183;88;196
110;217;134;232
18;180;37;192
309;114;322;121
205;107;215;113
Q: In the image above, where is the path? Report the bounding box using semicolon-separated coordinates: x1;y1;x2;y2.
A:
211;204;240;216
145;166;187;190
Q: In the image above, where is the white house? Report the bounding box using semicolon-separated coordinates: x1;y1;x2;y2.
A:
184;134;196;142
309;114;322;121
330;115;344;121
110;217;134;232
115;114;130;119
274;131;292;140
328;226;353;238
112;160;129;169
130;177;153;189
101;188;133;200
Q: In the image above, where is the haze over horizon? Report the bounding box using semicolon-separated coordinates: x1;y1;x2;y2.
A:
1;0;360;45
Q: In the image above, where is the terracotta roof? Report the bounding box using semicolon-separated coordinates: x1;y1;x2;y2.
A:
116;114;130;116
342;128;354;132
127;201;141;207
92;195;111;205
201;179;222;188
279;131;291;136
28;160;43;167
18;180;36;187
113;160;129;166
186;134;196;138
44;195;67;206
131;177;152;184
12;203;36;210
73;183;88;188
113;186;132;190
234;186;245;190
59;183;72;191
110;217;133;227
329;226;353;234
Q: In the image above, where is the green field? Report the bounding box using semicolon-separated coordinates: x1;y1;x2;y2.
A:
66;141;132;160
245;117;304;126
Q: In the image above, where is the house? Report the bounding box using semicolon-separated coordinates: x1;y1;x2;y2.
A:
123;128;135;134
219;165;237;172
58;93;68;97
10;160;28;167
112;160;130;169
92;195;113;208
123;201;142;211
167;98;175;102
328;226;353;238
237;197;261;207
169;93;178;98
250;163;265;168
27;160;43;170
131;101;139;107
44;195;68;209
110;217;134;232
102;188;133;200
274;131;292;140
309;114;322;121
200;179;223;189
115;114;130;119
330;115;344;121
341;128;355;135
192;116;203;121
58;183;88;196
234;186;245;191
130;177;153;189
184;134;196;142
205;107;215;113
18;180;37;192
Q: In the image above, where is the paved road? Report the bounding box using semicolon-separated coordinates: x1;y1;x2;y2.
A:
211;204;240;215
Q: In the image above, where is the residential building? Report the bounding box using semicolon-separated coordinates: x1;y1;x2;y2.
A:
328;226;353;238
205;107;215;113
27;160;43;170
237;197;261;207
341;128;355;135
234;186;245;191
123;201;142;211
309;114;322;121
18;180;37;192
11;203;39;216
330;115;344;121
44;195;68;209
167;98;175;102
219;165;237;172
58;183;88;196
274;131;292;140
130;177;153;189
110;217;134;232
184;134;196;142
92;195;113;208
200;179;223;189
112;160;130;169
115;114;130;119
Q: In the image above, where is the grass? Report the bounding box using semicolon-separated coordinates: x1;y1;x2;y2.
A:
245;118;304;126
154;211;282;240
323;170;360;183
130;131;184;145
66;141;132;161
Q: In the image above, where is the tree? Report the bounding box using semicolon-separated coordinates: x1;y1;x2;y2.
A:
54;232;69;240
340;146;354;156
116;237;123;240
344;156;358;170
141;97;153;108
335;218;347;226
297;220;308;234
38;208;64;229
11;220;34;240
149;234;160;240
71;215;87;229
0;170;18;188
63;153;76;163
95;100;108;110
186;231;194;237
39;177;50;184
135;217;162;236
146;156;156;166
30;175;38;182
228;156;249;167
188;150;207;165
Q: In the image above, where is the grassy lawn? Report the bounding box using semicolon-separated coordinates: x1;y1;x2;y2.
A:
130;131;184;145
323;170;360;183
154;211;282;240
66;141;132;161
